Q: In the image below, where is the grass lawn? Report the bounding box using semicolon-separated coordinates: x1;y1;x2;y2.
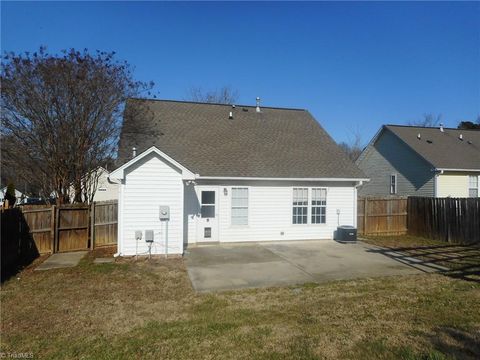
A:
1;246;479;360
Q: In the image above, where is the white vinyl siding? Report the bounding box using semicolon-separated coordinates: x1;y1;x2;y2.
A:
311;188;327;224
186;182;356;244
469;175;479;197
292;188;308;224
231;188;248;225
119;153;184;255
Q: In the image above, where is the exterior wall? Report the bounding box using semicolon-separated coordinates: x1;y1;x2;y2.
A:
119;153;184;256
185;180;357;245
437;172;479;197
92;169;119;202
356;129;434;197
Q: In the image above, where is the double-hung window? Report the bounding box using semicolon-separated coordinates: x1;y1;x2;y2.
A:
311;188;327;224
231;188;248;225
390;174;397;194
293;188;308;224
469;176;479;197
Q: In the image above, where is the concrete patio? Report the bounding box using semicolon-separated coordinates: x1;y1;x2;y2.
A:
185;240;441;292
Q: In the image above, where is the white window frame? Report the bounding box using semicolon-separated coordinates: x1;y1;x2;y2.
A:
231;187;249;226
390;174;397;195
292;188;309;225
311;188;327;224
468;175;479;198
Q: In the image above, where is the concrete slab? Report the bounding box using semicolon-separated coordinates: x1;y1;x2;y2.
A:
185;240;441;292
35;251;88;271
93;257;115;264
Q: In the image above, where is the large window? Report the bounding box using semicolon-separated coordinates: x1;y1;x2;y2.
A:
231;188;248;225
469;176;479;197
390;174;397;194
293;188;308;224
311;188;327;224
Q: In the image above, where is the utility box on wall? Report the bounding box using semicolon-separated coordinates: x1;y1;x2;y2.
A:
159;206;170;220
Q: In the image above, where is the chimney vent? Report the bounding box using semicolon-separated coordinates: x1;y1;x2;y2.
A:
132;147;137;158
256;97;261;113
417;133;421;140
440;123;444;132
229;111;233;119
459;134;463;141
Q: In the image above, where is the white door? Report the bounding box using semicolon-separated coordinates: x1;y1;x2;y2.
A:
196;187;219;242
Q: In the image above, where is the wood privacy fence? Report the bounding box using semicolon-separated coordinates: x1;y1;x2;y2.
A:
357;197;408;236
408;197;480;244
1;200;118;255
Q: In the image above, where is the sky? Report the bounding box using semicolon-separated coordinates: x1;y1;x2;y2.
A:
2;1;479;145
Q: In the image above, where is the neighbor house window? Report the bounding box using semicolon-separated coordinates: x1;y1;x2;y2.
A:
311;188;327;224
293;188;308;224
390;174;397;194
231;188;248;225
469;176;479;197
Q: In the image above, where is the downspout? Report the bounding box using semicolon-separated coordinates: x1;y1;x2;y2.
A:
353;181;364;227
108;176;123;258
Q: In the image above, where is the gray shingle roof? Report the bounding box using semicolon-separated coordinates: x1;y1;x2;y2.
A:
385;125;480;170
117;98;365;179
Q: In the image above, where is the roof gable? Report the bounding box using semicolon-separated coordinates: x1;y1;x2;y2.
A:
384;125;480;171
116;99;365;179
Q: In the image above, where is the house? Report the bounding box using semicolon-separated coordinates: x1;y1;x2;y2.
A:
356;125;480;197
109;98;367;256
69;167;119;203
0;187;27;206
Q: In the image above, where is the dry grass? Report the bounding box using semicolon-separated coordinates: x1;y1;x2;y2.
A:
1;249;479;359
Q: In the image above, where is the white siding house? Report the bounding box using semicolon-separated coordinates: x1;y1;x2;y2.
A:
110;99;367;256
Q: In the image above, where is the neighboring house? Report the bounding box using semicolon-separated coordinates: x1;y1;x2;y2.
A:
109;98;367;256
67;167;119;203
356;125;480;197
0;187;27;206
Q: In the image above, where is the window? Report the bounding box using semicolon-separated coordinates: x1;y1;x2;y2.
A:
390;174;397;194
231;188;248;225
311;188;327;224
201;191;215;218
469;176;479;197
293;188;308;224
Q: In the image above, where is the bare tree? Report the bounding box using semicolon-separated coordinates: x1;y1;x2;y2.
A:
338;131;364;162
186;85;239;104
408;113;442;127
1;47;153;204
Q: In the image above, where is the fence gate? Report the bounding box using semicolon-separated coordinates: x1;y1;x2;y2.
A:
56;205;90;252
91;200;118;248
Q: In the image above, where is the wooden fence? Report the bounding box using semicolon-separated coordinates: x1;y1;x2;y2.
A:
408;197;480;244
1;200;118;255
357;197;408;236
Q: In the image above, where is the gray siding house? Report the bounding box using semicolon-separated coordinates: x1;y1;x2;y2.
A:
356;125;480;197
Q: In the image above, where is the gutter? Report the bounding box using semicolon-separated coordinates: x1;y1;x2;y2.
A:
195;176;370;182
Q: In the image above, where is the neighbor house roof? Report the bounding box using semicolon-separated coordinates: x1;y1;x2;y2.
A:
116;98;365;179
384;125;480;171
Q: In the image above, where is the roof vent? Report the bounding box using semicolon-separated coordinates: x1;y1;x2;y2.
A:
459;134;463;141
417;133;421;140
427;140;433;144
256;97;261;113
229;111;233;120
132;147;137;158
440;123;444;132
232;104;235;109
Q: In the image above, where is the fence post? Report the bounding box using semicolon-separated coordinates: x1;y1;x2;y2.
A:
363;198;368;235
50;205;56;254
90;202;95;250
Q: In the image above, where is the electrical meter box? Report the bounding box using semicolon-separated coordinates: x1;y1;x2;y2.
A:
135;230;142;240
159;206;170;220
145;230;154;242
